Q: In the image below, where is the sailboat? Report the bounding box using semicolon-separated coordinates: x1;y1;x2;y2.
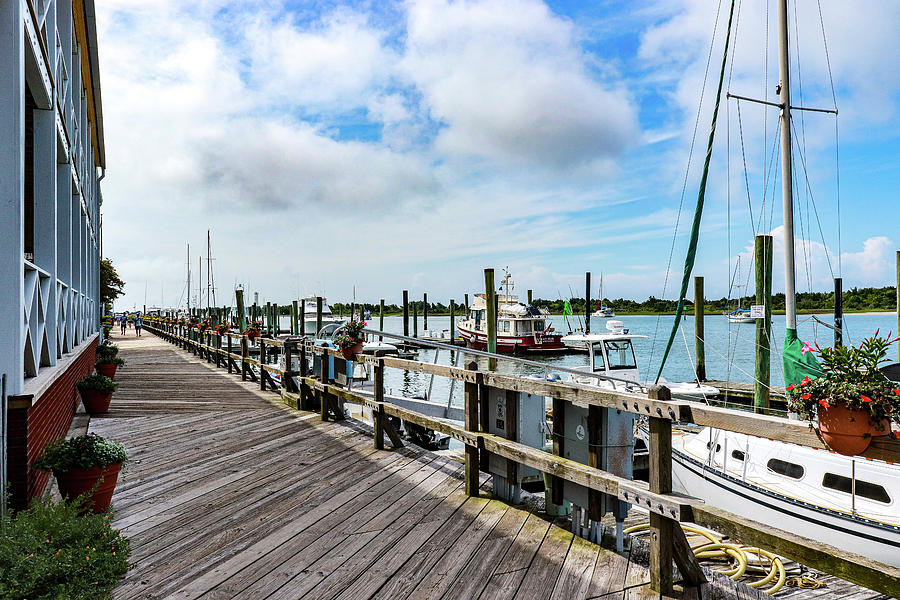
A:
724;257;754;323
657;0;900;567
592;274;615;318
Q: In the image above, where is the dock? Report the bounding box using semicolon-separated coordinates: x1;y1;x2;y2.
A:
89;324;900;599
95;335;666;599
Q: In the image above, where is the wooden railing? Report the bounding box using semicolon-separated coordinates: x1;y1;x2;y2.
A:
141;318;900;596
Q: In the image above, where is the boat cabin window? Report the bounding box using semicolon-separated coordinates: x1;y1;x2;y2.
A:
731;450;746;461
706;442;721;453
822;473;891;504
591;343;606;371
533;320;544;332
766;458;804;480
604;340;637;370
500;320;510;333
517;321;532;334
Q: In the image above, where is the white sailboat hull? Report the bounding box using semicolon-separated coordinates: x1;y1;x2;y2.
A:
671;447;900;567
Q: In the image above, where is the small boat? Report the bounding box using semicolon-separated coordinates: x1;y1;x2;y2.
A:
562;320;719;400
591;274;615;317
725;308;754;323
457;270;565;353
300;295;345;335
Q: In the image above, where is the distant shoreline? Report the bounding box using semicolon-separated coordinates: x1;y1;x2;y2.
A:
363;309;896;318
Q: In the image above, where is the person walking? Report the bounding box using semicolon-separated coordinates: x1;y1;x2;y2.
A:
120;314;127;335
134;313;143;337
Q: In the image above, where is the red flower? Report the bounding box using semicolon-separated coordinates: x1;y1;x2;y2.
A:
861;395;873;403
785;384;795;391
894;389;900;396
818;399;830;408
801;393;811;400
800;376;811;386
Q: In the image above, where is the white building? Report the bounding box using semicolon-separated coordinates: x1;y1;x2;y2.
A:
1;0;105;510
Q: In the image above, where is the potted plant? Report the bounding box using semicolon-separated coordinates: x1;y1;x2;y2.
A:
76;374;119;414
244;321;262;342
335;320;366;359
96;355;126;379
215;323;229;336
788;331;900;456
33;433;127;513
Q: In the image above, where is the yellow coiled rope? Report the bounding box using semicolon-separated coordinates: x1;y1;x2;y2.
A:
623;523;787;594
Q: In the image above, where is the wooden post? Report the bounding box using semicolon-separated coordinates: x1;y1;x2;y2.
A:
374;358;385;450
379;299;385;342
423;293;428;331
215;334;221;368
648;385;673;595
227;334;233;374
320;349;330;421
485;269;497;369
587;405;602;522
551;397;564;505
291;300;299;336
464;293;469;312
413;304;418;338
694;276;706;381
241;336;248;381
316;297;323;336
402;290;409;338
505;389;518;487
585;271;591;334
527;289;532;305
284;341;295;393
834;278;843;347
259;339;267;391
300;298;306;336
755;235;773;411
464;361;480;497
449;299;455;342
299;343;310;410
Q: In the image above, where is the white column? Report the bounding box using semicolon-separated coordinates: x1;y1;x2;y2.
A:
33;99;58;365
0;0;26;394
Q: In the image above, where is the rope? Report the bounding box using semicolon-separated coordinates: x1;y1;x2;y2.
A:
655;0;738;384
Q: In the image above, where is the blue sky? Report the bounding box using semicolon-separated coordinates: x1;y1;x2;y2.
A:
97;0;900;311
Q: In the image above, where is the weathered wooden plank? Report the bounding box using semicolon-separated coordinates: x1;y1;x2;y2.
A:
514;525;574;600
549;534;600;600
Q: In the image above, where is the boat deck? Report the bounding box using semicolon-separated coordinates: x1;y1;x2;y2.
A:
88;333;891;599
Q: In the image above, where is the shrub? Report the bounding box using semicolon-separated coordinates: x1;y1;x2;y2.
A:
96;344;119;359
33;434;128;473
96;356;126;367
76;374;118;394
0;496;130;599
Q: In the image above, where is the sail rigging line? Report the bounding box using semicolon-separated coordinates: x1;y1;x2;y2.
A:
645;0;726;381
735;101;758;235
654;0;738;384
816;0;842;276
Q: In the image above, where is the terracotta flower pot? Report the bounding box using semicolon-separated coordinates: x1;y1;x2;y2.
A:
247;332;259;342
95;363;118;379
80;389;113;414
817;400;892;456
55;463;122;513
341;342;364;360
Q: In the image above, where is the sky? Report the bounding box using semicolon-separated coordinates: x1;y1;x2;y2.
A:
97;0;900;312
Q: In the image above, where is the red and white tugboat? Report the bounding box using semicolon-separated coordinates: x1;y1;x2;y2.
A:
457;270;565;353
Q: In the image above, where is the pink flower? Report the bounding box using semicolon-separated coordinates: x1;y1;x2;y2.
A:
801;341;812;355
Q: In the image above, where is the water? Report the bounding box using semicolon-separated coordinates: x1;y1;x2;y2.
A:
281;312;897;408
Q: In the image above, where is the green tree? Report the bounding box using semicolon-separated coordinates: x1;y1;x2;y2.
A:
100;258;125;308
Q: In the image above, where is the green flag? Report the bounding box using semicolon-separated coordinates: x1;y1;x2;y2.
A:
783;328;824;389
563;300;573;315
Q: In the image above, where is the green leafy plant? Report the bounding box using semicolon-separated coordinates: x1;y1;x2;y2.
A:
334;320;366;349
0;495;130;599
788;331;900;430
33;434;127;473
96;344;119;359
96;356;125;367
76;374;118;394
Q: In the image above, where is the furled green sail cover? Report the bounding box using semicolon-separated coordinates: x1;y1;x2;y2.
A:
783;328;823;389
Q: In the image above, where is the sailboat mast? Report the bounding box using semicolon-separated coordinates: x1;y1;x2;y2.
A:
186;243;191;313
207;230;211;315
777;0;797;330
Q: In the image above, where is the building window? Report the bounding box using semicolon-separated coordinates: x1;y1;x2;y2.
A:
822;473;891;504
766;458;804;480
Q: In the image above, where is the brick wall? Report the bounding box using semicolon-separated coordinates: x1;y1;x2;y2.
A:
7;337;98;509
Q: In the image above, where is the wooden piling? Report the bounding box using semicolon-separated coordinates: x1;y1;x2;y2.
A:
423;293;428;331
755;235;773;411
527;289;532;305
413;304;418;338
694;276;706;381
585;271;591;334
320;349;330;421
403;290;409;338
373;358;385;450
299;298;306;336
291;300;299;336
316;297;323;336
379;299;385;342
235;288;246;333
551;397;564;506
259;339;267;391
240;336;248;382
648;385;674;595
485;269;497;369
834;278;843;347
449;299;455;342
464;361;480;497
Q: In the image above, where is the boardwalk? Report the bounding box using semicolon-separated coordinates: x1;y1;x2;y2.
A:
93;333;668;599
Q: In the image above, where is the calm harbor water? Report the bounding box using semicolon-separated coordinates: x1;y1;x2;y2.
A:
283;312;897;408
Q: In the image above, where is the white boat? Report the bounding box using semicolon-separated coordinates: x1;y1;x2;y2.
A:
663;0;900;568
668;427;900;567
563;320;719;400
725;308;754;324
300;295;345;335
591;274;615;317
